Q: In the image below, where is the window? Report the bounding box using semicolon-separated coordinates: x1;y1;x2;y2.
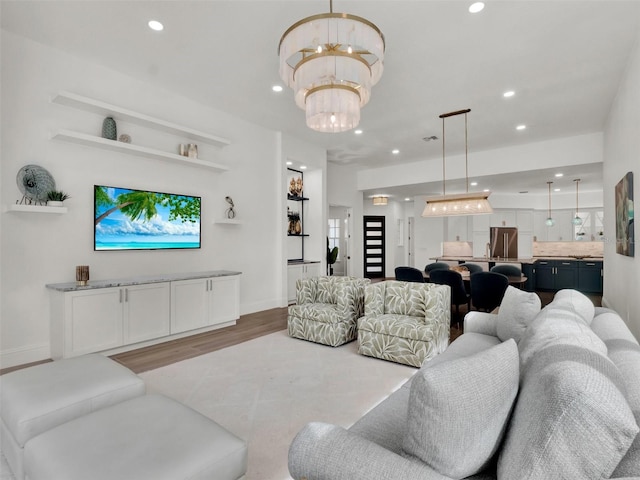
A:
328;218;340;250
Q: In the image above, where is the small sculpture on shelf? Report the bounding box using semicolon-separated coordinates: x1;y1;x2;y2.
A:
225;196;236;219
288;176;303;199
102;117;117;140
288;210;301;235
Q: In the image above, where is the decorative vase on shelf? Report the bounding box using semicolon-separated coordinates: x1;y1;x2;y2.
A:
102;117;117;140
47;201;64;207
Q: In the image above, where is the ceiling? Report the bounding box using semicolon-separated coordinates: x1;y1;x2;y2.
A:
2;0;639;198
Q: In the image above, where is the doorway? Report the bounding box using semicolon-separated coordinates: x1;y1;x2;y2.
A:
328;206;352;276
363;215;385;279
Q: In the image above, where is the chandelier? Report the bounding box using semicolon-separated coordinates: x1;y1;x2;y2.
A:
545;181;555;226
572;178;583;225
422;109;493;217
372;196;388;206
278;0;385;133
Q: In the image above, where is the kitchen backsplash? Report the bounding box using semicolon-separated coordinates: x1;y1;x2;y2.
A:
533;241;603;257
442;242;473;257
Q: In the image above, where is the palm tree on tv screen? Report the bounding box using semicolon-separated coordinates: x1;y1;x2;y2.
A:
94;186;199;225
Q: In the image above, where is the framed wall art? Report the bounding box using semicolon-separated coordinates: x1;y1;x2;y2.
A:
615;171;634;257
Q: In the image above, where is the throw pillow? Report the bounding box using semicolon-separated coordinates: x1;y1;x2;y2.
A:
495;286;541;343
403;339;519;479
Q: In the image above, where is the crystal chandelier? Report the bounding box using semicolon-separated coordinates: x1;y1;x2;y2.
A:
422;109;493;217
278;0;385;133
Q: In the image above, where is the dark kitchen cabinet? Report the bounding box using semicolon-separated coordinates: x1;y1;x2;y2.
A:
534;260;579;291
577;261;603;294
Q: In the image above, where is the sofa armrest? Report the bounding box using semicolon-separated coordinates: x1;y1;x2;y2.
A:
295;277;318;305
288;422;454;480
364;282;385;316
335;279;368;320
463;311;498;337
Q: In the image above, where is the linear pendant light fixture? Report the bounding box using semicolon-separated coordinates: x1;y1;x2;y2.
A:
278;0;385;133
545;181;555;226
422;109;492;217
372;196;388;206
572;178;583;225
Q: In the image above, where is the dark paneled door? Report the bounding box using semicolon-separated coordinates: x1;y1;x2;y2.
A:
363;216;385;278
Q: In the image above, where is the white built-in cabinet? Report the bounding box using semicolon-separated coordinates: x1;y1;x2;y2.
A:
472;210;534;258
171;276;239;334
48;272;240;359
287;263;321;303
533;210;574;242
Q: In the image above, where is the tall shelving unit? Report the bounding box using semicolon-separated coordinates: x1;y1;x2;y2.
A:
287;167;308;262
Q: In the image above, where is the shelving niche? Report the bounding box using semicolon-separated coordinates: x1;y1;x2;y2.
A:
51;92;231;172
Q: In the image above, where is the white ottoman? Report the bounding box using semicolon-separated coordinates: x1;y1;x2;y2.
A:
0;354;145;479
24;394;248;480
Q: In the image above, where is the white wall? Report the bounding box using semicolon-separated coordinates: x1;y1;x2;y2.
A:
327;163;363;277
0;31;322;367
603;33;640;339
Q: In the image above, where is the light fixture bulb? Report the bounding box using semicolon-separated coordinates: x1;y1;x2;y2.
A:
545;217;555;227
317;45;323;53
572;215;583;226
469;2;485;13
330;114;336;124
347;45;353;54
148;20;164;31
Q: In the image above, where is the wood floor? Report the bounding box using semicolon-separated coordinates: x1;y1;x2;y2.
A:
110;307;288;373
1;289;602;375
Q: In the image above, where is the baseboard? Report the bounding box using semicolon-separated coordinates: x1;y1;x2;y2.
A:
0;343;50;369
240;299;284;316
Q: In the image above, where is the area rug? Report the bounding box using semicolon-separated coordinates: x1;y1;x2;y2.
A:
139;330;416;480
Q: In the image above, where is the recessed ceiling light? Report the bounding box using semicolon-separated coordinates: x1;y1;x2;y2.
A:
405;197;411;201
392;149;400;155
554;188;561;192
272;85;283;92
470;182;478;186
483;189;490;192
469;2;485;13
286;161;292;166
354;129;363;135
148;20;164;31
555;173;563;177
516;125;526;130
300;165;307;170
503;90;515;98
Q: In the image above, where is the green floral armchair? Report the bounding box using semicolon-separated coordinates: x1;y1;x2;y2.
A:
288;276;370;347
357;280;450;367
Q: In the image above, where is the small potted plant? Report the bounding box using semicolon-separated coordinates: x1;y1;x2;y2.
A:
46;190;71;207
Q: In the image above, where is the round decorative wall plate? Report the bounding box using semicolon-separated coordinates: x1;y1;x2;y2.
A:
16;164;55;202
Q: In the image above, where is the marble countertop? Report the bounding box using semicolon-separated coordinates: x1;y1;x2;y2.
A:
46;270;242;292
433;256;603;264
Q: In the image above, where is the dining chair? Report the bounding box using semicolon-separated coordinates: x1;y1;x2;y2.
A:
470;271;509;312
490;264;522;277
461;263;483;274
394;266;426;283
429;269;471;328
424;262;451;274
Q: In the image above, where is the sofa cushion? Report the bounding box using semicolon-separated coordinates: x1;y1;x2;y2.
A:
591;312;640;477
518;306;607;370
495;286;541;343
316;276;339;304
498;311;639;479
403;339;519;479
551;288;595;325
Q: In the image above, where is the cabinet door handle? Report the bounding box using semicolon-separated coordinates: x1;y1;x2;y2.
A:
119;289;123;303
125;288;128;302
586;263;595;266
561;262;571;266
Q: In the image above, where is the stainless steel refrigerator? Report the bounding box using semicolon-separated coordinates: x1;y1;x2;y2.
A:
489;227;518;259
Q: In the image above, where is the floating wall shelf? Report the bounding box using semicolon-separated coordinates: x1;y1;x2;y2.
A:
52;130;230;172
213;219;243;225
52;92;231;148
6;204;68;214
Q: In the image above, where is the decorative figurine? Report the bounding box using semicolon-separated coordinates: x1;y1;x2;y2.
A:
225;196;236;219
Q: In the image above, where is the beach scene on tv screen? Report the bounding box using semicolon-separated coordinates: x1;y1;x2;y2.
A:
94;186;201;250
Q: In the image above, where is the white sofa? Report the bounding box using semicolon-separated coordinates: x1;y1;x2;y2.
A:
288;288;640;479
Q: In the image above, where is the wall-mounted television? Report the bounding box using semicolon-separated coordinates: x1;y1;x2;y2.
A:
94;185;201;251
